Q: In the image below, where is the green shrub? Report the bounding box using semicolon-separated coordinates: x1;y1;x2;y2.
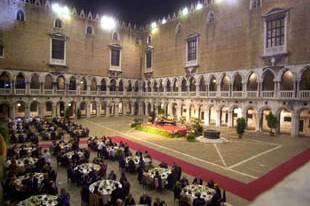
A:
186;133;196;142
236;117;246;138
266;112;278;135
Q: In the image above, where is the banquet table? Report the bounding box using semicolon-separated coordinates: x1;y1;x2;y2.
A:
106;146;124;157
14;172;45;189
144;167;172;186
6;157;38;169
181;184;216;205
89;179;122;196
63;151;84;159
17;195;59;206
125;155;152;168
74;163;101;175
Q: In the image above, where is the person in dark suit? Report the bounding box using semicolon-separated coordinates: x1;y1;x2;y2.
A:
139;193;152;206
193;193;206;206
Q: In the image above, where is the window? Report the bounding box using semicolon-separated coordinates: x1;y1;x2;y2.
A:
50;35;66;65
54;18;63;29
147;35;152;44
0;45;3;58
112;32;119;41
145;49;153;70
16;10;25;22
111;47;121;68
208;12;215;24
186;37;198;66
250;0;262;10
264;9;288;56
266;18;285;48
86;26;94;35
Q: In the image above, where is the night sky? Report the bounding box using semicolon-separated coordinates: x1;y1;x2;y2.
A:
62;0;198;25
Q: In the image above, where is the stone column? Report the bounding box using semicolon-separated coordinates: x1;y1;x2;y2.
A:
176;105;181;120
106;103;110;117
145;102;149;116
52;103;57;118
114;102;119;117
291;112;299;137
204;106;209;127
215;109;221;127
243;82;247;97
228;110;233;128
274;81;280;98
39;103;45;118
196;83;200;96
131;103;135;116
138;102;143;116
25;104;30;118
86;103;91;118
10;105;16;120
256;111;262;132
96;103;100;117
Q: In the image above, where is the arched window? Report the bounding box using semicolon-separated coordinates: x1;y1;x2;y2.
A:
209;76;217;91
181;78;187;92
134;81;139;92
262;70;275;91
30;74;40;89
147;35;152;44
110;79;117;91
91;78;97;91
86;26;94;35
159;80;164;92
127;81;132;92
16;10;25;22
280;70;294;90
166;79;171;92
300;68;310;90
44;75;53;90
147;81;151;92
0;72;11;88
80;78;87;91
233;73;243;91
189;77;196;92
54;18;63;29
112;32;119;41
199;77;206;91
247;73;258;91
101;79;107;91
153;80;158;92
15;73;26;89
69;76;76;90
173;79;178;92
57;75;65;90
221;75;230;91
175;23;181;34
118;80;124;92
208;12;215;24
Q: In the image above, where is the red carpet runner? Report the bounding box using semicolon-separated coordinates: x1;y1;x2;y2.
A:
112;136;310;201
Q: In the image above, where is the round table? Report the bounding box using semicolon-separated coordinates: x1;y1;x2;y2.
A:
14;172;44;189
6;157;38;168
74;163;101;175
63;151;84;159
89;179;122;196
181;184;216;204
125;155;152;167
17;195;58;206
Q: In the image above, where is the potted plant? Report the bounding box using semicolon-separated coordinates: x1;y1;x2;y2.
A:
266;112;277;136
236;117;246;138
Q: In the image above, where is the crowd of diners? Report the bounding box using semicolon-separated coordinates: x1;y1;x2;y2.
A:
2;117;227;206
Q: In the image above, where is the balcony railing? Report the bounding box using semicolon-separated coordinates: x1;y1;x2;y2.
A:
43;89;53;95
189;91;196;97
109;91;116;96
232;91;243;98
30;89;40;95
180;92;188;96
0;88;12;94
199;92;207;96
262;91;274;98
299;90;310;98
172;92;178;96
246;91;258;98
55;90;65;95
15;89;26;95
80;90;87;95
67;90;77;95
209;91;217;97
99;91;107;96
90;91;98;96
280;90;295;99
220;91;230;97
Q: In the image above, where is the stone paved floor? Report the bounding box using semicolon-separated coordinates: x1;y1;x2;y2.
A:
76;116;310;206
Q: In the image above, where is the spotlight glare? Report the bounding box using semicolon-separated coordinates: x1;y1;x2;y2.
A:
161;18;167;24
151;22;157;29
196;3;203;10
52;3;70;19
101;16;117;31
182;7;189;16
